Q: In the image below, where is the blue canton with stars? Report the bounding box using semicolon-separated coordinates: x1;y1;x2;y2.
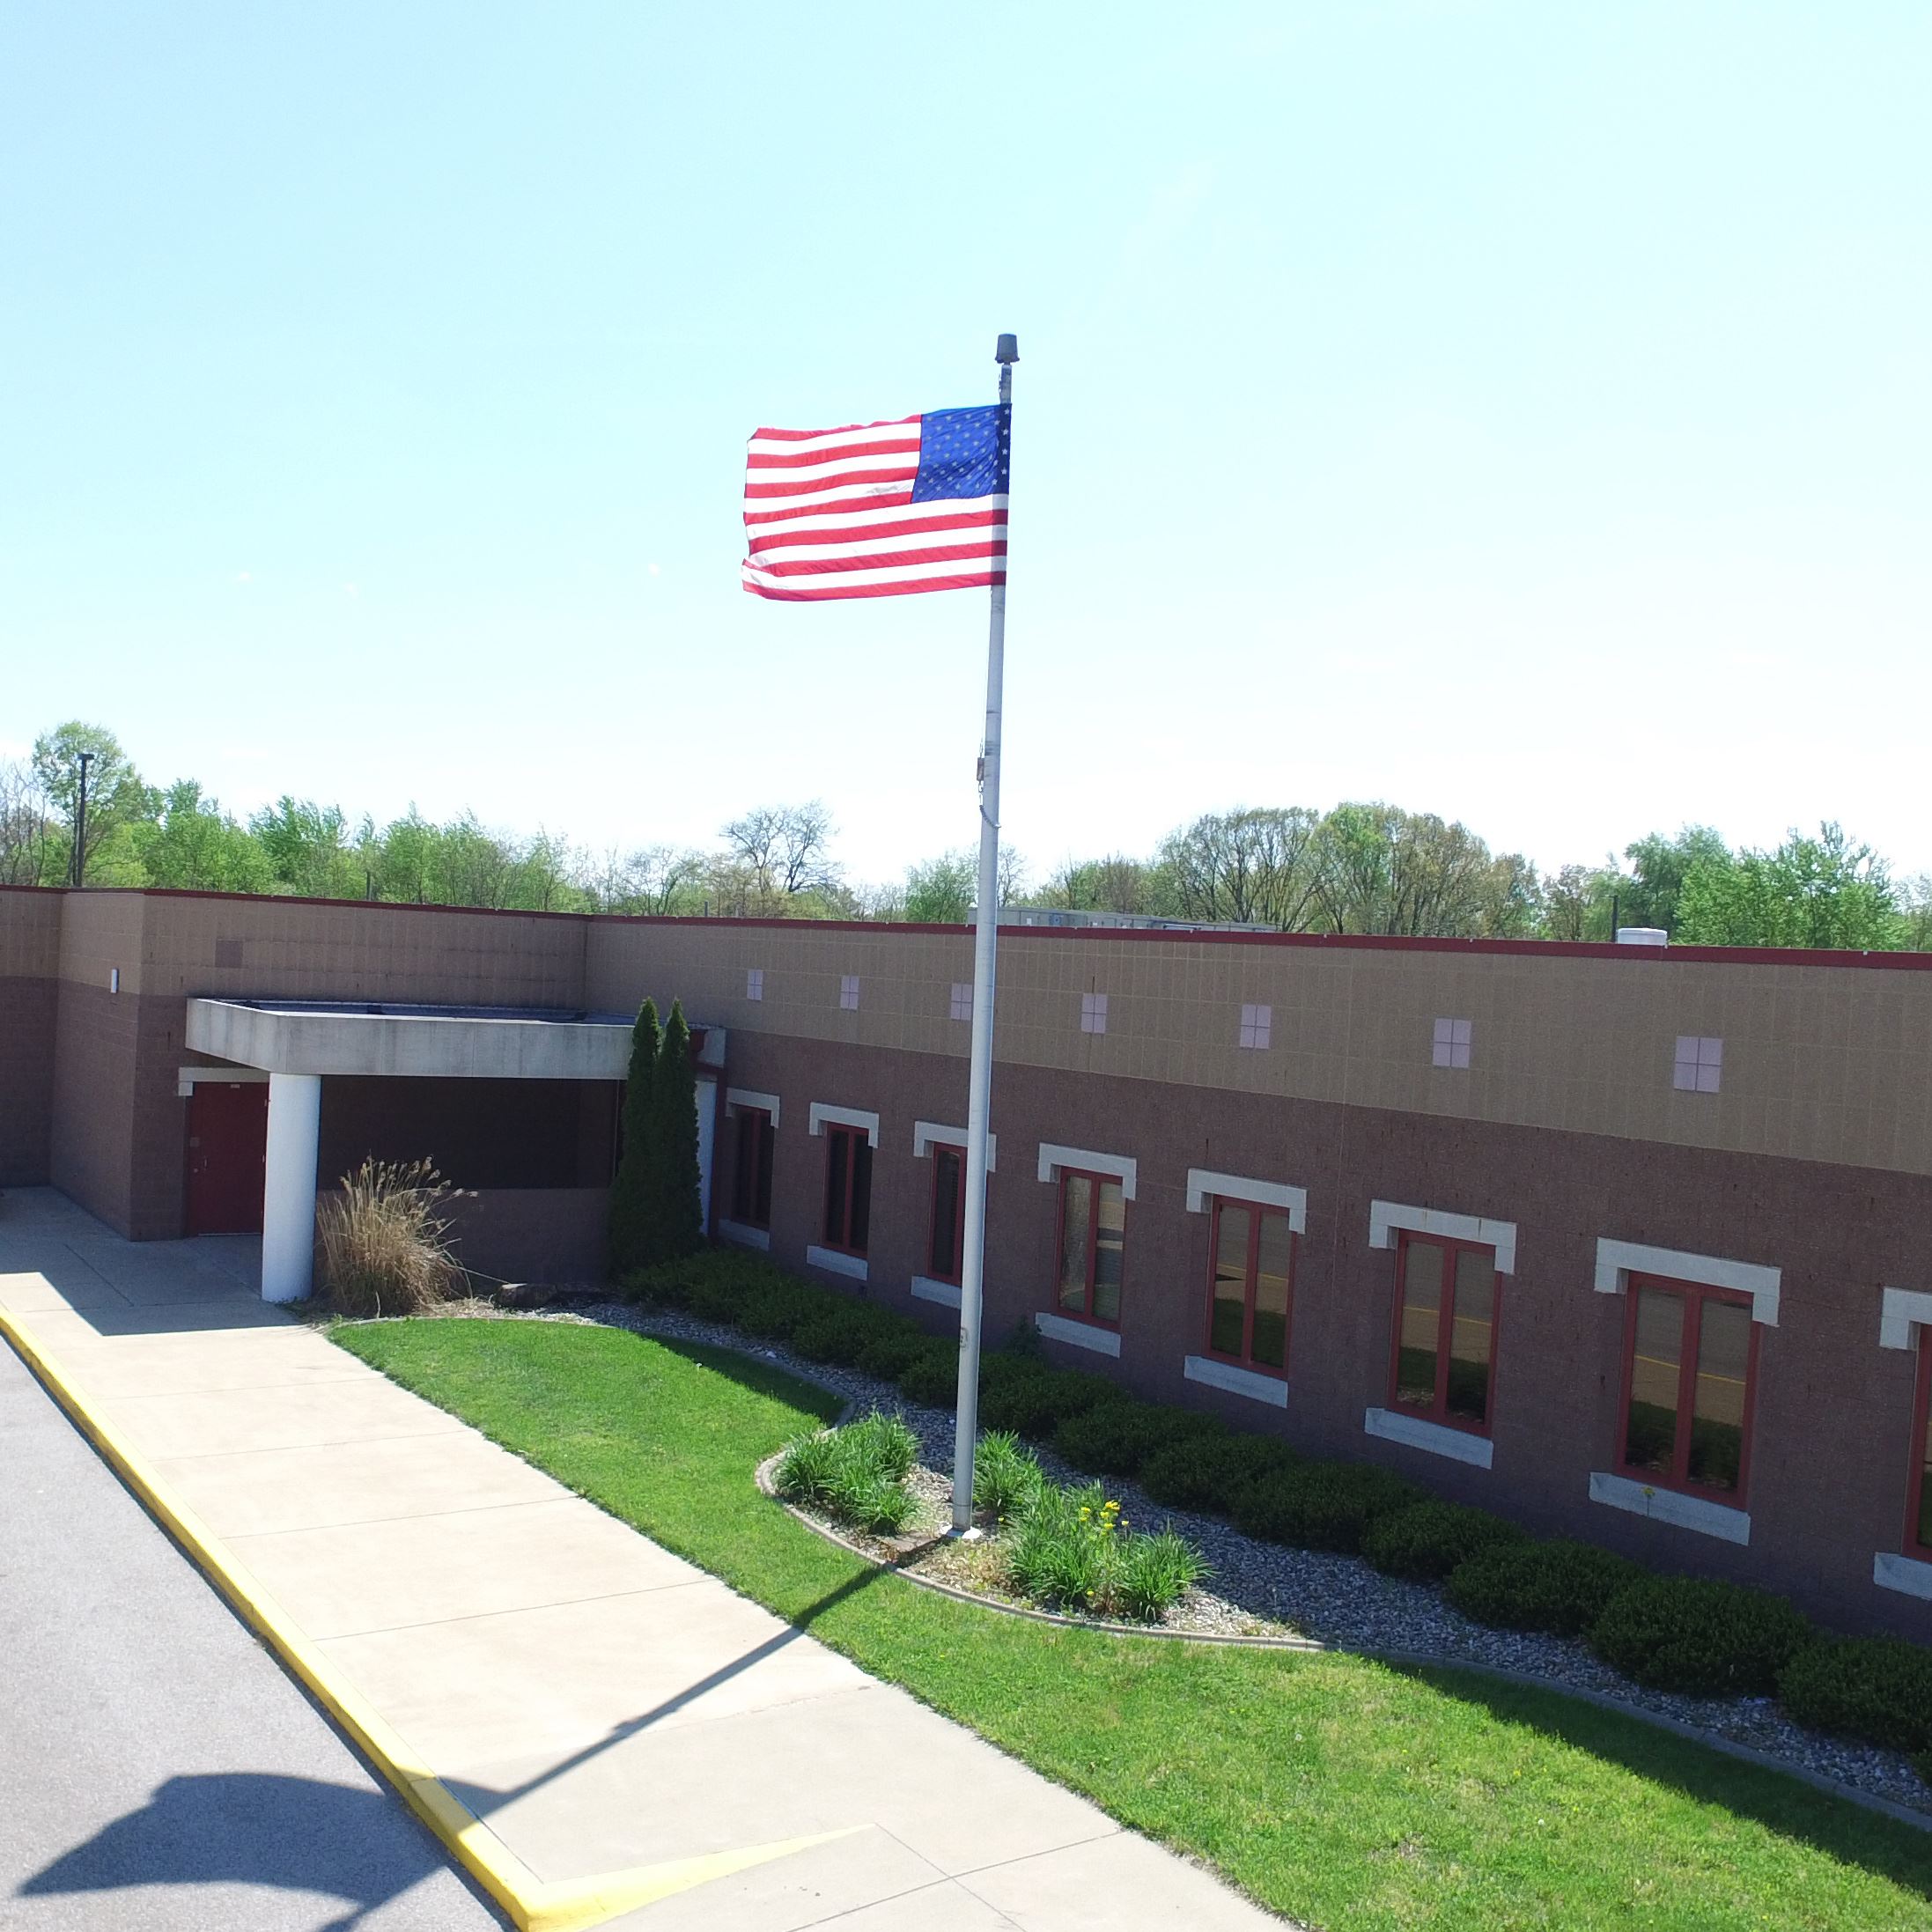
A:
910;403;1012;501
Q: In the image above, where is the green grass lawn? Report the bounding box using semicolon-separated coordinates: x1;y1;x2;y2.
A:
333;1316;1932;1931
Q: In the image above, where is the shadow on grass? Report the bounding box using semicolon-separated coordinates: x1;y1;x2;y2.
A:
1401;1659;1932;1899
644;1330;847;1423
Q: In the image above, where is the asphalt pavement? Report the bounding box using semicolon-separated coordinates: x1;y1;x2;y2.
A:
0;1336;505;1932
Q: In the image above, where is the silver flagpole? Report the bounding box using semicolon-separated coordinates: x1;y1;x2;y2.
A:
950;331;1018;1534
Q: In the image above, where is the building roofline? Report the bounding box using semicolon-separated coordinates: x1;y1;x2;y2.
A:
5;882;1930;973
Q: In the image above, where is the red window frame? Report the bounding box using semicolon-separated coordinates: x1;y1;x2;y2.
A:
926;1142;968;1285
1906;1335;1932;1561
819;1122;872;1258
1615;1272;1760;1504
1054;1167;1125;1328
1202;1196;1295;1376
729;1107;774;1231
1385;1229;1502;1437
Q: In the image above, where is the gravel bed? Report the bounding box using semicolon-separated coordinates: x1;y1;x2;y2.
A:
512;1296;1932;1817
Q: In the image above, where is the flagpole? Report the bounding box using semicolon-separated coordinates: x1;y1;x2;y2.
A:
950;331;1018;1534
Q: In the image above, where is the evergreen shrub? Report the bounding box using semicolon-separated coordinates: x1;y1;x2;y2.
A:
1589;1575;1814;1696
1052;1398;1226;1478
1139;1431;1300;1514
1361;1500;1530;1582
1775;1638;1932;1755
1234;1461;1425;1553
897;1338;961;1406
1444;1537;1646;1637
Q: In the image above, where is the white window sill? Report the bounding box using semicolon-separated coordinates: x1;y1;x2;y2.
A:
911;1275;962;1309
1184;1356;1287;1408
1034;1311;1121;1358
1363;1407;1494;1469
1873;1552;1932;1601
1588;1471;1751;1545
805;1245;867;1282
717;1220;770;1251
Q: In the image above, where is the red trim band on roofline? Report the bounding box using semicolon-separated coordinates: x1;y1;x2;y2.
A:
4;883;1932;971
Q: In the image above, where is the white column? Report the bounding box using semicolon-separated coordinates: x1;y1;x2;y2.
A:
262;1073;322;1303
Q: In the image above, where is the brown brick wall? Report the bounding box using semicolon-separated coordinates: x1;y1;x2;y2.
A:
0;975;57;1185
719;1028;1932;1639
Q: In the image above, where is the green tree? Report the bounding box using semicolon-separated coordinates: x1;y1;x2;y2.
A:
30;721;155;882
608;999;662;1274
654;1002;705;1261
903;852;975;923
1675;822;1901;949
250;797;362;897
1618;826;1729;934
135;781;275;892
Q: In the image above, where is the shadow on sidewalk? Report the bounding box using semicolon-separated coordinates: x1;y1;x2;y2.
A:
17;1771;488;1930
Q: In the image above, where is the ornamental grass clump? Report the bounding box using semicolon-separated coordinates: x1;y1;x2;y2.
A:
971;1429;1044;1523
774;1410;920;1535
1005;1481;1209;1622
316;1159;465;1317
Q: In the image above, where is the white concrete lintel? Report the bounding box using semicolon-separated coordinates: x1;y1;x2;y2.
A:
807;1102;879;1147
1594;1239;1781;1326
1036;1143;1136;1199
725;1088;781;1126
805;1244;867;1281
1184;1355;1288;1408
1034;1311;1122;1357
1879;1287;1932;1350
912;1121;997;1170
1185;1169;1307;1231
1369;1200;1515;1274
1363;1406;1494;1469
176;1065;270;1098
717;1219;770;1252
1588;1471;1751;1545
911;1275;962;1309
1873;1552;1932;1601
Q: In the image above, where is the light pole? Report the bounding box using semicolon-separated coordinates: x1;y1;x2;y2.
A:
70;751;94;888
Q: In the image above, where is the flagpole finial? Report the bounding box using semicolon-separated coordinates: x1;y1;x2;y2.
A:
995;333;1019;365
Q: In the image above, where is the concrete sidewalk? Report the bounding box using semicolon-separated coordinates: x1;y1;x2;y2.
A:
0;1191;1281;1932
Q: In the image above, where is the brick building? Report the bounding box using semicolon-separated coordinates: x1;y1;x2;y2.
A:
4;881;1930;1638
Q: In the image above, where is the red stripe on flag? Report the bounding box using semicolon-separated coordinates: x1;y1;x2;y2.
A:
748;417;919;444
746;437;921;470
742;569;1004;602
753;541;1007;579
745;508;1005;553
744;466;918;501
742;487;917;526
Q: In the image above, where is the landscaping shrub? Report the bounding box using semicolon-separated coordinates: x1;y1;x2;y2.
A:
1233;1461;1425;1554
1444;1537;1646;1637
739;1280;821;1341
1361;1500;1529;1583
605;999;661;1275
977;1355;1117;1438
972;1429;1044;1522
853;1325;927;1381
1589;1575;1814;1696
774;1412;920;1534
1114;1527;1211;1622
1776;1638;1932;1755
1917;1749;1932;1788
1052;1398;1226;1478
317;1158;465;1316
653;1002;705;1263
791;1305;878;1365
1139;1431;1300;1514
896;1338;961;1406
1005;1481;1208;1621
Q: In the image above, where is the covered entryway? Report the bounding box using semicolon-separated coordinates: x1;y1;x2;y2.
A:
182;1076;269;1235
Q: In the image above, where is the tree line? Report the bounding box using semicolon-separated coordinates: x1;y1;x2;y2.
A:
5;720;1928;950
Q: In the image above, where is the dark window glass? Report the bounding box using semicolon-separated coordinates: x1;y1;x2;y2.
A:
930;1147;964;1281
1210;1203;1251;1357
730;1109;773;1230
1446;1247;1495;1425
1620;1277;1757;1500
1688;1297;1750;1493
1093;1182;1125;1324
1394;1238;1443;1410
1252;1212;1292;1369
822;1129;850;1245
1058;1174;1092;1313
1624;1285;1683;1476
848;1136;872;1254
1916;1358;1932;1552
753;1115;774;1228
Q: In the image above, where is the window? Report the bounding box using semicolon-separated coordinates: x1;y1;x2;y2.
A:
729;1107;774;1230
1432;1017;1472;1068
1080;991;1108;1035
1618;1273;1757;1500
1206;1197;1294;1373
1389;1232;1498;1434
1907;1339;1932;1560
1056;1169;1125;1325
1673;1036;1722;1093
928;1144;967;1283
821;1123;872;1256
839;975;860;1012
950;982;972;1022
746;968;764;1002
1239;1003;1272;1050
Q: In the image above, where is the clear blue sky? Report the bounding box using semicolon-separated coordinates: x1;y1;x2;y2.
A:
4;4;1928;889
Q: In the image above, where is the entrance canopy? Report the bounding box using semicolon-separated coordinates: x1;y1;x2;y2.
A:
186;998;721;1080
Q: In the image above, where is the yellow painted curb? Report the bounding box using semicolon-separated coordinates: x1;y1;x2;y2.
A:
0;1307;851;1932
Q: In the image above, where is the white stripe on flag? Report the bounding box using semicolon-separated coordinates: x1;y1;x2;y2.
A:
741;556;1005;591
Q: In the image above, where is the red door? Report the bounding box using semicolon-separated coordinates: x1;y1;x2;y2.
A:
184;1081;270;1235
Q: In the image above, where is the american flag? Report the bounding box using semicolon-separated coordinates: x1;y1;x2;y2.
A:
741;404;1011;601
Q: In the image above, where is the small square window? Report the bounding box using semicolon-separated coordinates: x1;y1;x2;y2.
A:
839;975;860;1012
745;968;763;1002
1239;1003;1272;1051
1673;1036;1722;1093
950;982;972;1022
1080;991;1109;1035
1432;1017;1472;1069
